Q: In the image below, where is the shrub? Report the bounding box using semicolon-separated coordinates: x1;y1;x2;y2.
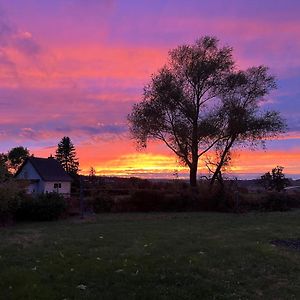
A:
113;184;225;212
88;193;114;213
129;190;164;212
233;190;299;212
65;197;80;216
128;187;219;212
16;192;66;221
0;180;26;224
262;192;290;211
194;182;229;211
284;191;300;208
162;192;198;211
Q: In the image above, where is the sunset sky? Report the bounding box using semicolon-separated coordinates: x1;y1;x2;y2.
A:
0;0;299;179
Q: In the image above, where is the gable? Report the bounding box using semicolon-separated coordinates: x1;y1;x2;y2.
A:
16;160;42;181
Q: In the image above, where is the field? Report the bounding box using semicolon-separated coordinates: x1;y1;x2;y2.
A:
1;212;300;299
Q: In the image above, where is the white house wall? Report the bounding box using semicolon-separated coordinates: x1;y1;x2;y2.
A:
17;161;40;180
16;161;44;193
27;181;40;194
43;181;71;195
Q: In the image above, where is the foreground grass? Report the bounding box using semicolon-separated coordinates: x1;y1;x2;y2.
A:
1;212;300;299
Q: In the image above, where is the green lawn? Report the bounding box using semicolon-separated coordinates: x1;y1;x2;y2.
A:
1;212;300;300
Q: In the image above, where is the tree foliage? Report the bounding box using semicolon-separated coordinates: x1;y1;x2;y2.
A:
55;136;79;176
128;36;285;186
260;166;290;192
7;146;30;172
208;67;285;185
0;153;11;181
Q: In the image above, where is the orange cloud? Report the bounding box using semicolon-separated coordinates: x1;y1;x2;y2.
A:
230;149;300;174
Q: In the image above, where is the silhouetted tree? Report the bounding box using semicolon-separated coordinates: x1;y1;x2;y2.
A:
260;166;290;191
0;153;11;181
128;37;285;186
7;146;30;172
204;152;231;186
129;37;285;187
55;137;79;176
88;167;96;183
128;37;234;186
89;167;96;177
208;67;285;186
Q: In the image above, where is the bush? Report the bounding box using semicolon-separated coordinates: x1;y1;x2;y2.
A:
88;193;114;213
109;183;225;213
127;187;218;212
16;192;66;221
284;191;300;208
129;190;164;212
162;192;198;211
233;190;300;212
190;182;229;211
262;192;290;211
0;180;26;224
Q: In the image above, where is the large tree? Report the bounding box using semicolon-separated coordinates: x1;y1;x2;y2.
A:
128;37;234;186
128;37;285;187
55;136;79;176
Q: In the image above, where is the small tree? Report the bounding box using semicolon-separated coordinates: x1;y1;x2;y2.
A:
89;167;96;183
260;166;290;191
89;167;96;177
55;137;79;176
7;146;30;172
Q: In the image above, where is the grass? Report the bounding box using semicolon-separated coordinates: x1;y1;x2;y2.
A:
1;212;300;299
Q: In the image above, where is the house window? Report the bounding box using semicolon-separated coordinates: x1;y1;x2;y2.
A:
54;183;62;189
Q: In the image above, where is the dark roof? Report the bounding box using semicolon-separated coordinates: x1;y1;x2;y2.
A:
16;157;72;182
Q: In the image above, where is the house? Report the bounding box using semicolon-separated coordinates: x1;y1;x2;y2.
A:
15;157;72;196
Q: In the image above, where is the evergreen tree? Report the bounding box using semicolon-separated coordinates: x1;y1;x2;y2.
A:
55;137;79;175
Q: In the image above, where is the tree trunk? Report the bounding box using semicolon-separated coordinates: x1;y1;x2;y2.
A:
210;138;235;187
190;119;199;187
210;163;223;187
189;162;198;187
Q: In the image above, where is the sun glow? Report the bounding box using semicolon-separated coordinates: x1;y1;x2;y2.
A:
32;140;300;179
82;153;188;177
